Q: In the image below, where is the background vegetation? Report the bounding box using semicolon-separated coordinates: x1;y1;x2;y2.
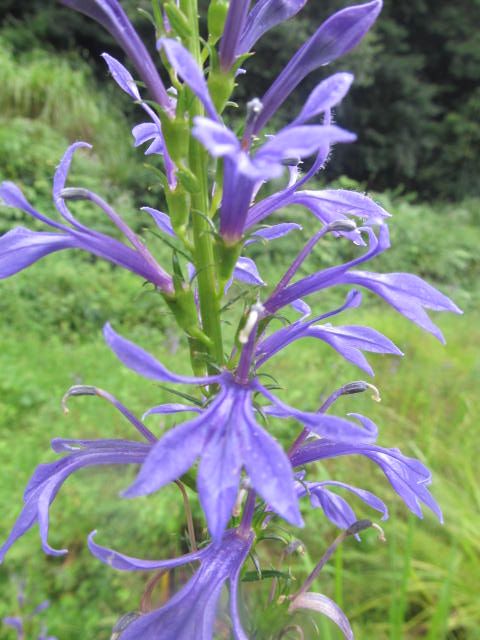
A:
0;1;478;638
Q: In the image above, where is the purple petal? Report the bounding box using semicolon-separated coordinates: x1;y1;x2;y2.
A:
257;125;356;163
292;189;391;225
343;271;463;342
238;0;307;54
88;530;203;571
53;141;94;230
101;53;141;100
291;441;443;522
0;181;63;230
290;592;354;640
123;413;208;498
240;399;303;527
192;117;240;157
159;39;219;121
141;207;175;237
103;323;220;385
132;122;161;146
254;0;383;131
0;227;78;279
143;403;201;418
245;222;302;246
291;73;354;126
0;440;150;561
233;257;265;287
59;0;172;111
219;0;251;70
318;481;388;519
290;299;311;317
198;405;243;540
265;225;390;313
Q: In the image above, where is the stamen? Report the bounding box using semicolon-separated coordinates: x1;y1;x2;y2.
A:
246;98;263;127
61;385;97;414
365;382;381;402
111;612;141;639
371;522;386;542
326;219;357;232
239;301;265;344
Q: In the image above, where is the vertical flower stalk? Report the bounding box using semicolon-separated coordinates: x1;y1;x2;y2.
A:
0;0;463;638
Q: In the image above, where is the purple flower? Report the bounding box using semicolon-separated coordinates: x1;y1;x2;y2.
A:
291;440;443;522
58;0;173;112
193;117;355;244
3;596;57;640
104;323;381;540
0;143;174;293
88;527;253;639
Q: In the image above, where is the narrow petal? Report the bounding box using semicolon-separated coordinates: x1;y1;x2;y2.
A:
343;271;463;342
0;181;63;230
290;73;354;126
53;141;94;230
141;207;175;237
246;222;302;246
254;0;383;131
257;125;356;164
238;0;307;54
291;441;442;522
292;189;390;225
159;39;219;121
0;228;78;279
59;0;172;111
0;440;150;561
103;323;220;385
123;413;207;497
192;117;240;157
219;0;251;70
88;531;203;571
101;53;141;100
198;416;242;540
233;257;265;287
240;401;303;527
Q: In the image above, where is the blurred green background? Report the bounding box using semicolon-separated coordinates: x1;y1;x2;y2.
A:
0;1;479;638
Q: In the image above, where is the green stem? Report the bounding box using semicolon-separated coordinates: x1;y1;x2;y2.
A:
180;0;224;369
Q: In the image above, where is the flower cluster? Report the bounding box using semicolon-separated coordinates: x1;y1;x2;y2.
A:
0;0;461;638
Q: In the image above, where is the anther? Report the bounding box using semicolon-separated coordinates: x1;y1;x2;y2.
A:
326;219;357;232
61;385;97;414
59;187;90;201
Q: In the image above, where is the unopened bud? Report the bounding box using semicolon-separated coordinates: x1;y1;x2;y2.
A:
326;219;357;232
239;302;264;344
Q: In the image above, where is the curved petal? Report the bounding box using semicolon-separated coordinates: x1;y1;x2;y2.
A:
103;323;220;385
290;592;354;640
88;530;204;570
